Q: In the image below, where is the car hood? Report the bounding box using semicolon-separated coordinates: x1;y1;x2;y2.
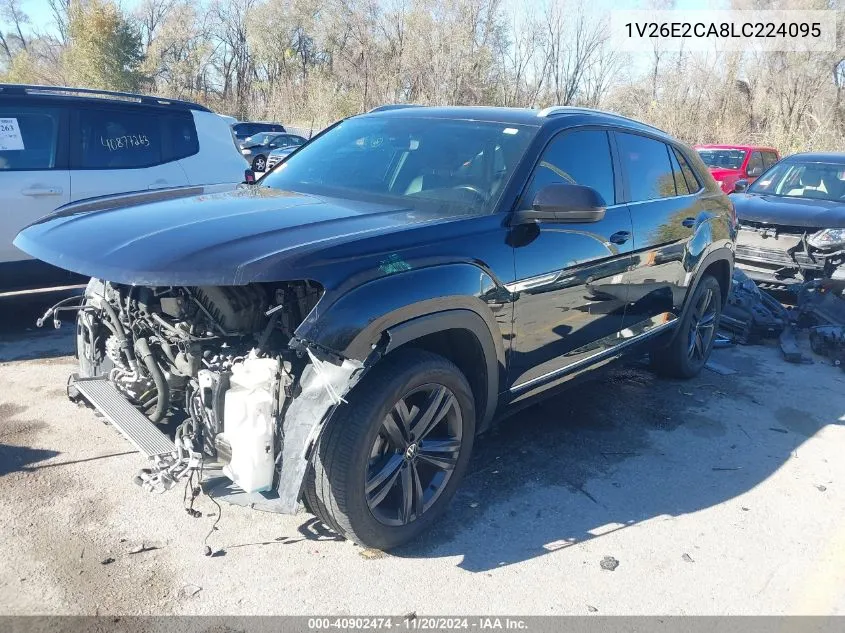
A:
733;193;845;229
14;185;458;286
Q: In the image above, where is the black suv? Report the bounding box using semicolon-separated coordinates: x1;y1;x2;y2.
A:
232;121;286;142
16;105;735;549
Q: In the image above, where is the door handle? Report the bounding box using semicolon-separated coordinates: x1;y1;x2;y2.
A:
21;186;62;197
609;231;631;245
682;217;696;228
150;179;171;188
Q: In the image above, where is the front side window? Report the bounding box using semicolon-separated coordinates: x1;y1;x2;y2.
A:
261;116;536;213
0;106;61;170
748;161;845;201
522;129;615;207
77;108;162;169
616;133;675;202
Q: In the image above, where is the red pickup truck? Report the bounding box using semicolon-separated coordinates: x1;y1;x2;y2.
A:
694;144;780;194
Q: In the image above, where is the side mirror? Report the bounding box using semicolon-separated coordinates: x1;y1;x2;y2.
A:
243;169;256;185
747;167;763;178
733;179;748;193
512;183;606;225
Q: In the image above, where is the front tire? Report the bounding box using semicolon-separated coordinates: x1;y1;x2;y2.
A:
651;274;722;378
252;155;266;172
304;349;476;550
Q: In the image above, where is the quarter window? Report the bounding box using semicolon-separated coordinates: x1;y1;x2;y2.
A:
0;106;61;170
523;129;615;207
616;133;675;202
673;148;700;192
163;113;199;162
78;108;162;169
667;146;689;195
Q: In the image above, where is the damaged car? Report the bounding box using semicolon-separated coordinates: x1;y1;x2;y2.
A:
733;152;845;290
14;105;734;549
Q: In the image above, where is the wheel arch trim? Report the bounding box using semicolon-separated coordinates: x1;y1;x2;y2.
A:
382;308;501;432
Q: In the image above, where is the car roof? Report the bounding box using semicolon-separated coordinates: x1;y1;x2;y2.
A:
0;83;210;112
359;105;671;139
694;144;779;152
783;152;845;163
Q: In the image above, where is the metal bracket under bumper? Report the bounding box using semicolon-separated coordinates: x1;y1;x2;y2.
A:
69;375;175;458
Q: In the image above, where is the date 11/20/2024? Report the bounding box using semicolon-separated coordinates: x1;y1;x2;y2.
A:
100;133;150;152
307;617;529;630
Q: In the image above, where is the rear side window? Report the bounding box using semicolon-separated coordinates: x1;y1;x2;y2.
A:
0;106;61;170
163;113;199;162
523;129;615;206
673;148;700;192
762;151;779;168
77;107;162;169
616;132;675;202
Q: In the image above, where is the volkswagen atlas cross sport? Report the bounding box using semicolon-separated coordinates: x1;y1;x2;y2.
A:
15;105;735;549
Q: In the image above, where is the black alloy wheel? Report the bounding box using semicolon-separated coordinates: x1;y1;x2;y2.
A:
303;349;476;550
365;384;463;526
687;284;718;363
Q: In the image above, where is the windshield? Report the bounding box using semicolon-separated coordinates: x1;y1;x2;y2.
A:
260;116;536;214
697;148;747;170
748;161;845;201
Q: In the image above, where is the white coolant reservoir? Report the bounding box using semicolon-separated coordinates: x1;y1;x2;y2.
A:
220;358;278;493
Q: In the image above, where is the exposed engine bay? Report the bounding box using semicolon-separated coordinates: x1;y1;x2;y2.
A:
45;279;363;510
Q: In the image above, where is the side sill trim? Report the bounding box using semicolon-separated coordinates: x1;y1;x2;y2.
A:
509;318;678;394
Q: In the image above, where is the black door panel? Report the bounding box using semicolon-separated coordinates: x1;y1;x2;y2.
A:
613;132;697;332
508;129;633;396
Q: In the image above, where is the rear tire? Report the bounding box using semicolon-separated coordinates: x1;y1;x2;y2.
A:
304;348;476;550
651;274;722;379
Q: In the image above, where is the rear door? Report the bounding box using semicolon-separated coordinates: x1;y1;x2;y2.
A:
508;128;633;399
615;132;701;332
69;104;188;200
0;101;70;264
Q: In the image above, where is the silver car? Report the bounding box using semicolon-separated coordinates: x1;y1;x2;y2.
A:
240;133;306;171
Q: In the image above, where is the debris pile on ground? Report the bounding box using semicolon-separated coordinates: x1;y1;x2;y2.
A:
720;269;788;344
719;268;845;371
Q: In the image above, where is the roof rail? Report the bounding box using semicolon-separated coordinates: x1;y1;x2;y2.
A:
537;105;666;133
0;84;211;112
368;104;424;113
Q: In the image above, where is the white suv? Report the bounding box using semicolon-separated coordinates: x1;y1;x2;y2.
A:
0;84;248;291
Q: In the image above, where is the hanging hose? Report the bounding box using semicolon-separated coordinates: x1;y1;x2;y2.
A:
135;337;170;423
101;295;139;373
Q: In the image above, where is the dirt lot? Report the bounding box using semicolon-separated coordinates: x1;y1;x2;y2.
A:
1;290;845;615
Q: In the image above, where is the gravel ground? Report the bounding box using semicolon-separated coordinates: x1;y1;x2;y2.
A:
1;290;845;615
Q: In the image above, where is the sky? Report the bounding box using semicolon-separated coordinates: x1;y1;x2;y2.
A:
18;0;729;36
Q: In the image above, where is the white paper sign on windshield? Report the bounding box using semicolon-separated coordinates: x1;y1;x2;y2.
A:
0;118;25;151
